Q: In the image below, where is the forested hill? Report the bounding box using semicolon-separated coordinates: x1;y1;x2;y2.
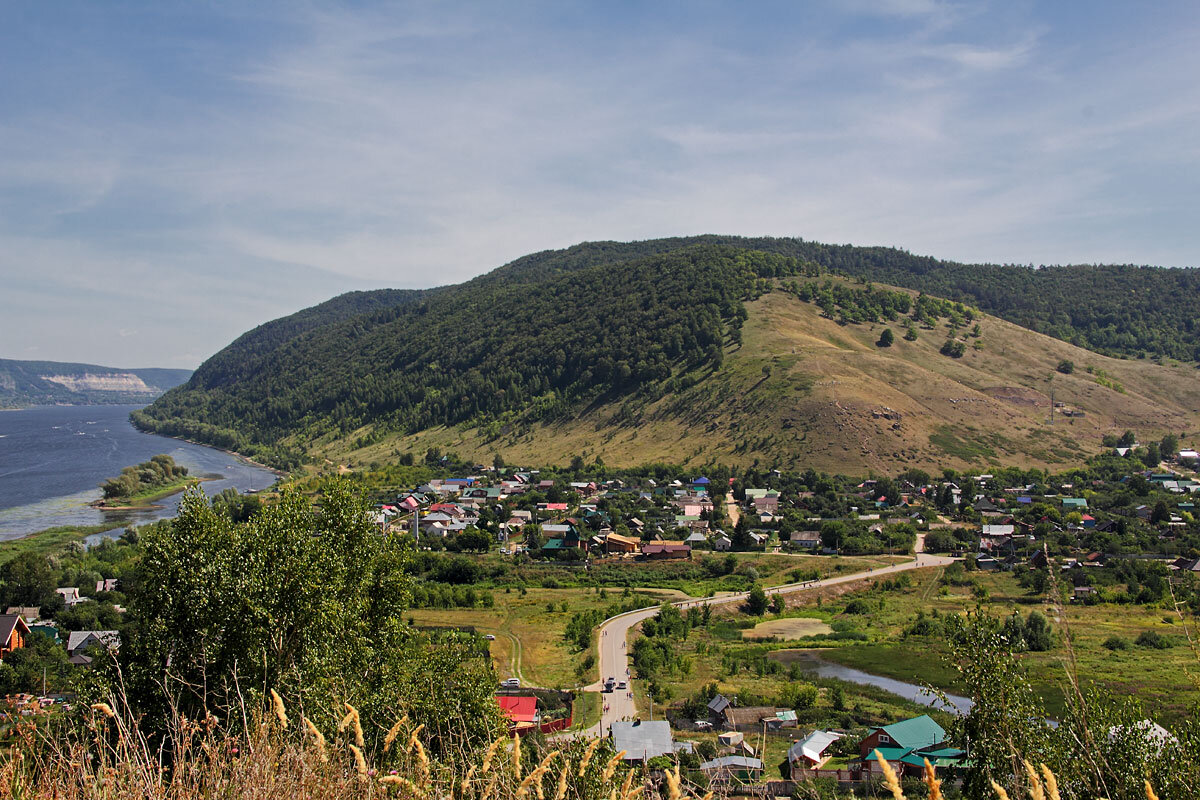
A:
134;237;1200;469
135;245;794;467
0;359;192;407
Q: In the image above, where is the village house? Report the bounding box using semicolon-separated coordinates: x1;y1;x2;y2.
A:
719;705;787;732
610;720;678;763
642;541;691;560
859;715;964;778
603;532;641;555
787;729;843;774
0;615;31;659
698;756;764;784
4;607;40;624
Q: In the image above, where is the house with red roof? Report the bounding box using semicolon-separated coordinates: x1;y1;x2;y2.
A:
497;695;539;731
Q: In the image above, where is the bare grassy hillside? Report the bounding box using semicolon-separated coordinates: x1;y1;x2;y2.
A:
317;283;1200;474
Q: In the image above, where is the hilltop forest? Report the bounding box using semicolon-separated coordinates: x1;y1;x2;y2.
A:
133;237;1200;469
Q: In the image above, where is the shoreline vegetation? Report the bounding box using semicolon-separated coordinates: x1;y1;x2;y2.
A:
93;454;194;510
89;475;208;510
0;522;124;564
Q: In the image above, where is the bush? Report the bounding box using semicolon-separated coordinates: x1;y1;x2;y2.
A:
1103;636;1131;651
843;598;872;615
1135;630;1172;649
1056;359;1075;374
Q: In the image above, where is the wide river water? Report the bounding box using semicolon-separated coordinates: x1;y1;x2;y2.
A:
0;404;278;540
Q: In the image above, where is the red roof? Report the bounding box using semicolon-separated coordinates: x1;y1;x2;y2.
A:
545;503;568;511
398;497;420;511
497;695;538;724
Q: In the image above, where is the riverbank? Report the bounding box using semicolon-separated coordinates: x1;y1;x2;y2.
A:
0;523;124;563
90;475;212;510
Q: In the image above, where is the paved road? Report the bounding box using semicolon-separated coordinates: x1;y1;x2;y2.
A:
582;552;953;736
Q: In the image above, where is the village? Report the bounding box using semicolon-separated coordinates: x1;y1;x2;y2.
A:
0;438;1197;791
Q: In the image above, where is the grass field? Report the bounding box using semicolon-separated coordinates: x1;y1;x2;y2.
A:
742;616;832;639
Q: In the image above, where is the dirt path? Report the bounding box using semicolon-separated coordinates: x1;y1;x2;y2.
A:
725;491;740;529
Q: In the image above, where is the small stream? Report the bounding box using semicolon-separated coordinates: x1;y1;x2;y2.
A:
790;651;974;714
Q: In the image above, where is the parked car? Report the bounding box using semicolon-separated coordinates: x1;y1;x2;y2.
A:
484;634;496;640
500;678;520;688
617;680;627;690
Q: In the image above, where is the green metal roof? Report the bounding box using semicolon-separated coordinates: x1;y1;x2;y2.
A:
879;715;946;750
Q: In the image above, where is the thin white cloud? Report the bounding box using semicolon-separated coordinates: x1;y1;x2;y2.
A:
0;2;1198;367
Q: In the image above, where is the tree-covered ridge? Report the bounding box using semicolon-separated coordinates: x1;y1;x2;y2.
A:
135;246;801;466
189;288;424;388
474;235;1200;360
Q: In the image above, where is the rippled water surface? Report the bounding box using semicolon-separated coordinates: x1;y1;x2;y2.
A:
0;405;277;540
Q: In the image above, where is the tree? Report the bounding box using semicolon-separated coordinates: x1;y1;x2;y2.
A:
1151;500;1170;525
1024;610;1053;651
116;484;503;756
1118;430;1137;447
877;328;894;347
1056;359;1075;374
1160;434;1179;459
0;552;57;608
744;584;769;616
769;594;785;614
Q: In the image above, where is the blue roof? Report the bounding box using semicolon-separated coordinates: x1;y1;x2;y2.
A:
693;477;711;484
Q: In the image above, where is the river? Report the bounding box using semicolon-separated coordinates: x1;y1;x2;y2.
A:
0;404;278;541
790;651;975;714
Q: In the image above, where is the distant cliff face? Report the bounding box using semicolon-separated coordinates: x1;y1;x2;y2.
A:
0;359;192;407
42;373;157;394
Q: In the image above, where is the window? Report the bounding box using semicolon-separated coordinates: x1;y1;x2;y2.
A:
878;734;891;744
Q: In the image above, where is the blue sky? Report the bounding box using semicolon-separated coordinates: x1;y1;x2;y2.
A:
2;1;1198;368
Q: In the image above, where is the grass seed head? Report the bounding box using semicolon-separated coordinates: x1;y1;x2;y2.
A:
578;737;601;777
269;689;288;729
349;743;369;782
1023;760;1044;800
990;780;1011;800
874;751;904;800
384;715;408;753
601;751;626;785
1039;765;1060;800
922;758;942;800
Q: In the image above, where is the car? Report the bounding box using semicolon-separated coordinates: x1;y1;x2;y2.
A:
484;634;496;640
500;678;520;688
617;680;627;689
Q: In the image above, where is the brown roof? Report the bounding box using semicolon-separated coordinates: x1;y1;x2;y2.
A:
722;706;782;726
643;542;690;554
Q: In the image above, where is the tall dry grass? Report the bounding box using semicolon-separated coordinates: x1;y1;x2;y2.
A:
0;691;714;800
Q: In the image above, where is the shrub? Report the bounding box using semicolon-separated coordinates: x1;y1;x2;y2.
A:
843;598;872;615
1103;636;1131;651
1135;630;1172;649
1056;359;1075;374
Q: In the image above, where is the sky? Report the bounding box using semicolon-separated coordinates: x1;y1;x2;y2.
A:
1;1;1198;369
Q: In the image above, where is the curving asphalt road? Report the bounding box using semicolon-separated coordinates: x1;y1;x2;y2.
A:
582;552;954;737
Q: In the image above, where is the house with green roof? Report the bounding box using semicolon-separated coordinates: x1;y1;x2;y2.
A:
1062;497;1088;509
859;715;966;778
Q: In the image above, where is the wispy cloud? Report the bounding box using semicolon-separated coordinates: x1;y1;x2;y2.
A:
0;1;1197;367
